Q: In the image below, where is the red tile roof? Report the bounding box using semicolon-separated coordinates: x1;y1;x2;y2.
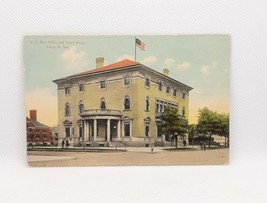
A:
53;58;193;91
72;59;139;76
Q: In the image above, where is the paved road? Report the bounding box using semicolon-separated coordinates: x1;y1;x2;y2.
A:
27;148;229;167
28;155;76;162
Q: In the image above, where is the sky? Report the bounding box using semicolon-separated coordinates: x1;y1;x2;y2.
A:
24;35;230;126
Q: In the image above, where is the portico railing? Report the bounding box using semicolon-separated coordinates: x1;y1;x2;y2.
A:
80;109;122;117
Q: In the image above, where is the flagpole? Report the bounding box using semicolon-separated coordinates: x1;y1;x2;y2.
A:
134;37;136;61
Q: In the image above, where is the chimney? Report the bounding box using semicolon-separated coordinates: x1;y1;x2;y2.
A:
96;57;104;68
30;110;37;121
163;68;169;76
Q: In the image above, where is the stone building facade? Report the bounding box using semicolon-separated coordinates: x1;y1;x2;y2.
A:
53;58;193;147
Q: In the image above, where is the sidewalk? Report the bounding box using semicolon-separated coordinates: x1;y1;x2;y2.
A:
27;145;204;153
28;155;76;162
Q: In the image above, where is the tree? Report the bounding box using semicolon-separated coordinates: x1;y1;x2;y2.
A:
217;113;229;147
196;107;229;148
160;107;188;148
196;107;220;148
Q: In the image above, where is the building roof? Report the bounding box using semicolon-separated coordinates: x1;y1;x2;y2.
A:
53;59;193;91
72;59;139;76
26;117;50;129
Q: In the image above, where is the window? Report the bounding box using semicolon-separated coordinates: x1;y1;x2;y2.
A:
145;123;150;137
124;123;130;137
156;100;160;113
166;86;170;94
79;84;84;92
163;102;167;111
65;127;70;137
100;80;106;89
173;89;177;97
100;98;106;110
43;136;47;140
124;75;131;86
158;82;162;91
160;101;163;112
145;78;150;88
182;92;186;99
124;96;131;110
182;107;185;116
65;87;70;95
65;103;70;116
78;101;84;113
145;96;149;111
79;126;83;138
157;124;162;138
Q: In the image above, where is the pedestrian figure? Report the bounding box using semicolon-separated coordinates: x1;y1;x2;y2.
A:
151;148;154;153
61;140;65;149
66;140;69;148
200;140;203;150
183;140;186;147
203;142;206;151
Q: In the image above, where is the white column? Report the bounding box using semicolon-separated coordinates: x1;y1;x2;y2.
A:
89;121;92;141
87;122;90;141
107;119;110;141
84;121;87;141
83;121;86;141
94;119;97;141
86;121;89;141
122;121;124;138
130;120;132;138
117;120;121;140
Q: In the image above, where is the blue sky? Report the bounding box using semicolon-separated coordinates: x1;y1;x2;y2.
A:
24;35;230;126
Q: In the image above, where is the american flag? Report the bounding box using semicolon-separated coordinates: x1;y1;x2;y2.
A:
136;38;145;51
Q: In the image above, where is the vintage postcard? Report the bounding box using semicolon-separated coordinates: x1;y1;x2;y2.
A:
25;35;230;167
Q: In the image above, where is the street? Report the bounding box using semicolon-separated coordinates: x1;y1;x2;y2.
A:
28;148;229;167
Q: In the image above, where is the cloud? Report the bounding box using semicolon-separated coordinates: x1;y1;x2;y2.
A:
141;56;157;65
200;65;211;75
116;54;134;62
177;61;191;71
164;58;175;66
200;62;217;75
60;46;88;70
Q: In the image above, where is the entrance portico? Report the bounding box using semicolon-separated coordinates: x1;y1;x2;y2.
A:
80;109;122;142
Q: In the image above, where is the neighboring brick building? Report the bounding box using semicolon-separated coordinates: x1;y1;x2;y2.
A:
53;58;193;147
26;110;53;146
51;125;59;146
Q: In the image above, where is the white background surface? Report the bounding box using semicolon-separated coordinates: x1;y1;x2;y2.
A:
0;0;267;202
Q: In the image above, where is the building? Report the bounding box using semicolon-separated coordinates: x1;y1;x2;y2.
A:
53;58;193;147
26;110;53;146
51;125;59;146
